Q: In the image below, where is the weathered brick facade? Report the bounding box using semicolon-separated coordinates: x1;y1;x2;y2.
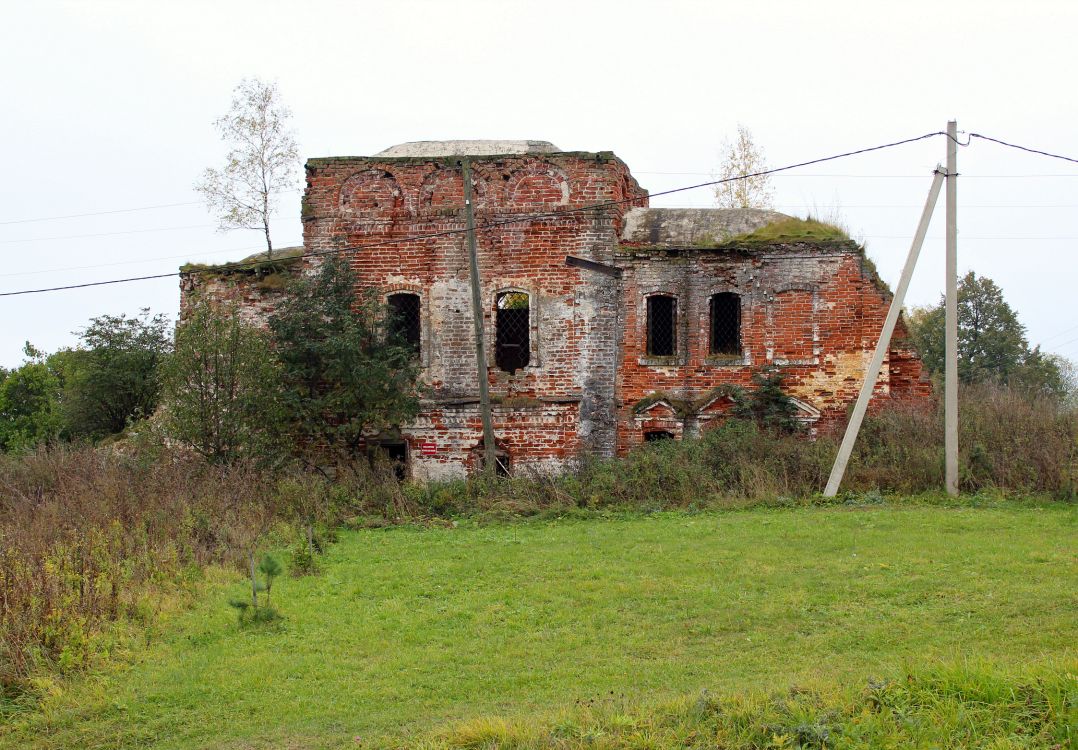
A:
181;141;928;480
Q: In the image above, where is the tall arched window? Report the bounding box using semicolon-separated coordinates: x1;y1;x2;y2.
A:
387;292;421;354
496;291;530;373
709;292;741;355
646;294;677;357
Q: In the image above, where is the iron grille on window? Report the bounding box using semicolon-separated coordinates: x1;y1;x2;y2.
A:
387;293;421;354
710;292;741;355
496;291;530;373
646;295;677;357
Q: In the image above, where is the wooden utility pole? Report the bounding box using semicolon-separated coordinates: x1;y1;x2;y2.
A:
823;168;945;497
944;121;959;495
461;158;497;474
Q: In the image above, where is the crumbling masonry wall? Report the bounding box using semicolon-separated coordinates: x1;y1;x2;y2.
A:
614;241;928;453
301;151;647;479
179;146;928;478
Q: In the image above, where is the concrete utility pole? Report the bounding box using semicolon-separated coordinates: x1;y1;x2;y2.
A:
461;158;498;474
823;168;945;497
945;121;959;496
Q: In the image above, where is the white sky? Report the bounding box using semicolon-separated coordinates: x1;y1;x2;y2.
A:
2;0;1076;368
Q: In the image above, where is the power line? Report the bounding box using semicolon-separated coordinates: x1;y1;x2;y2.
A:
0;201;203;226
1038;321;1078;345
0;242;304;279
0;131;950;298
0;189;303;226
968;134;1078;165
636;172;1078;178
0;216;289;244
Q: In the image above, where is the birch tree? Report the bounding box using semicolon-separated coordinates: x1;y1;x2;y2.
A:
714;125;774;209
196;78;300;258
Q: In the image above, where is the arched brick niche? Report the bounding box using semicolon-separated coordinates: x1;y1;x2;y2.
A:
339;169;406;218
417;167;489;216
505;164;570;209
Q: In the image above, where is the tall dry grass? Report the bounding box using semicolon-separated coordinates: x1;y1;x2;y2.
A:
404;383;1077;517
0;446;280;698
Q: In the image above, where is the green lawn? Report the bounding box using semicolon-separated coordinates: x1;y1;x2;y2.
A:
4;504;1076;749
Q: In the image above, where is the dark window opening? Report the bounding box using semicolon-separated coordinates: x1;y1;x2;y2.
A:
387;293;421;354
646;295;677;357
644;430;675;442
496;291;530;373
370;441;408;481
710;292;742;355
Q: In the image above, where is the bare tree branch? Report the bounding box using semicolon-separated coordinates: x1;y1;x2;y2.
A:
195;78;300;258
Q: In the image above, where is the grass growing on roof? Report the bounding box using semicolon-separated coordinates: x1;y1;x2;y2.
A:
3;503;1075;749
728;216;851;244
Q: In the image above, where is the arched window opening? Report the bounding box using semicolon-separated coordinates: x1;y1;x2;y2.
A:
644;430;675;442
496;291;530;373
387;293;421;354
710;292;742;355
646;295;677;357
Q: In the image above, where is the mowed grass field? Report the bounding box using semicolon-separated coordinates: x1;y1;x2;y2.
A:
3;503;1076;749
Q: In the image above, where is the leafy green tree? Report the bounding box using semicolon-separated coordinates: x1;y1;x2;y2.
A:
63;309;172;440
908;272;1067;399
0;344;63;451
731;368;802;434
163;302;285;464
269;257;424;469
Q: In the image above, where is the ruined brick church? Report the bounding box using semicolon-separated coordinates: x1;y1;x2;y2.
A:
181;140;927;480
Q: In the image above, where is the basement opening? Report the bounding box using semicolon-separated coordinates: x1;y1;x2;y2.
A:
370;441;409;481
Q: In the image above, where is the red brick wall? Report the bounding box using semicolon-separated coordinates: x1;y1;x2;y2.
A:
180;149;928;477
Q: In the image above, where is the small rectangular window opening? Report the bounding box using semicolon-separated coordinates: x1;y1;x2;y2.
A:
646;295;677;357
496;291;530;373
710;292;741;356
644;430;675;442
387;293;421;354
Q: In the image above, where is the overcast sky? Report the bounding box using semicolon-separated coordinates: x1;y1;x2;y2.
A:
2;0;1076;368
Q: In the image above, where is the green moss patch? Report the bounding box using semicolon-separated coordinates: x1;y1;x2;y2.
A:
728;216;851;244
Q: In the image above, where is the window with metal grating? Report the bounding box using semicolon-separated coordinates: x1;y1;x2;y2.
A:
496;291;530;373
646;295;677;357
709;292;741;355
387;293;421;354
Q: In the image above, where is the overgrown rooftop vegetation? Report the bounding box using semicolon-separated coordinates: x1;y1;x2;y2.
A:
725;215;852;245
179;245;305;277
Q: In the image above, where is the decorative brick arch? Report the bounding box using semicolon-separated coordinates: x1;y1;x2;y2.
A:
505;163;571;209
418;167;464;215
339;169;407;219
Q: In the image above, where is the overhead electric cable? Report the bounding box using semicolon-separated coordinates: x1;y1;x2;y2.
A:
968;134;1078;165
0;216;288;244
0;130;954;298
0;188;302;226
